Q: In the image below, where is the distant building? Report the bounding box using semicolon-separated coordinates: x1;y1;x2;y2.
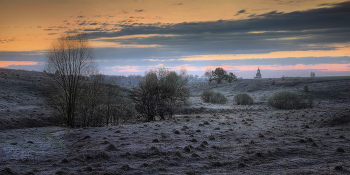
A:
254;67;262;79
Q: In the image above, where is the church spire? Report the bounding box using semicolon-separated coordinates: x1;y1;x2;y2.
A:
255;67;262;79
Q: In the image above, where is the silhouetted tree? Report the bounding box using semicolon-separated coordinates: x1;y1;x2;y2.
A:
131;68;189;121
44;33;97;127
310;71;315;77
207;67;237;84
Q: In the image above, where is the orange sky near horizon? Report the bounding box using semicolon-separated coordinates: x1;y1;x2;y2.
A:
179;46;350;61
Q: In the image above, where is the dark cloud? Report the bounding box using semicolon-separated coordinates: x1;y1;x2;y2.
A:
120;10;128;14
177;3;183;5
135;9;143;12
92;47;350;67
77;15;85;18
47;33;57;35
30;1;348;76
234;9;246;16
0;51;46;62
37;26;42;28
92;1;350;35
185;57;350;67
85;1;350;56
257;10;284;17
78;21;87;25
248;13;256;17
83;28;102;31
0;39;15;43
317;2;338;7
65;29;80;34
318;3;331;6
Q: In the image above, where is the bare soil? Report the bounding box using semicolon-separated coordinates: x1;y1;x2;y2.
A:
1;68;350;175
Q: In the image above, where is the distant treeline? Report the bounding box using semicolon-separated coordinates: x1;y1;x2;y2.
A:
97;74;207;86
101;75;143;86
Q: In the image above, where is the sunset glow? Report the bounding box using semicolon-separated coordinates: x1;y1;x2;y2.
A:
203;64;350;72
180;47;350;61
0;61;39;67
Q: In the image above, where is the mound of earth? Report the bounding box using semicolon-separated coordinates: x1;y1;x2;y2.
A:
321;108;350;126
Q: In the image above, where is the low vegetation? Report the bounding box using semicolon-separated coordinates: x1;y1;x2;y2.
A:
201;89;227;104
268;91;301;109
268;90;315;109
234;93;254;105
1;67;350;174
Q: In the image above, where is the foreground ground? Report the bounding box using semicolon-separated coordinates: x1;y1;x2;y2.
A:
1;68;350;174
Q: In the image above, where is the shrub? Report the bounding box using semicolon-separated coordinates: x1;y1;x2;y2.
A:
268;91;301;109
201;89;227;104
201;89;215;103
234;93;253;105
303;85;309;92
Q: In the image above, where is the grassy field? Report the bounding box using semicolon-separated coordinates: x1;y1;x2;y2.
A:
1;68;350;174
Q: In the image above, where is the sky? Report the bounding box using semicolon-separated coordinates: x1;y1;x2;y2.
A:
1;0;350;78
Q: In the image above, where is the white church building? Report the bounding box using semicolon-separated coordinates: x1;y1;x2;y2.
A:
254;67;262;79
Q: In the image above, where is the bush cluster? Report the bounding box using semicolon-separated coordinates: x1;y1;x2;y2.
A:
46;74;136;127
201;89;227;104
234;93;254;105
268;90;314;109
268;91;300;109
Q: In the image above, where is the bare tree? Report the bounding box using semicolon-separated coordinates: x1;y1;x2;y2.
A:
78;74;105;127
204;67;212;81
102;83;136;126
131;71;159;121
45;33;97;127
310;71;315;77
77;74;136;127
